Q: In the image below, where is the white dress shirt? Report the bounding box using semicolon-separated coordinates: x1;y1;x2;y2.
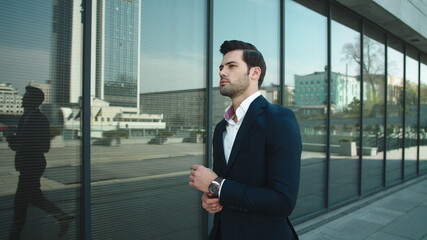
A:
223;91;261;163
218;91;261;197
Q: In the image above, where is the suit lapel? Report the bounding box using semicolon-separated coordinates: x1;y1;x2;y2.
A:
225;96;267;174
214;119;227;176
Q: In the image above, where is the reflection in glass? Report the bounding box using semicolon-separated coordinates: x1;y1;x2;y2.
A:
285;0;327;218
386;41;404;185
420;56;427;174
361;26;385;194
91;0;207;239
0;1;80;239
329;16;360;205
404;51;419;178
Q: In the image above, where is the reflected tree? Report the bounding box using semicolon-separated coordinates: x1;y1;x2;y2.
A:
344;97;360;117
342;37;384;106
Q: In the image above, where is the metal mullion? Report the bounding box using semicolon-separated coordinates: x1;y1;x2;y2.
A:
280;0;285;106
383;34;388;188
402;45;406;181
359;20;364;196
81;0;92;239
417;52;421;175
205;0;214;237
325;0;332;210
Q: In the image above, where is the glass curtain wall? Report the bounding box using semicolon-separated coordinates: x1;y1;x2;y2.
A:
329;5;361;205
361;23;386;194
386;37;405;186
404;47;419;179
0;1;81;239
421;55;427;174
284;0;328;218
90;0;207;239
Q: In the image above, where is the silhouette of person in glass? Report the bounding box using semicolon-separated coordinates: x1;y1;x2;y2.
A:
7;86;73;240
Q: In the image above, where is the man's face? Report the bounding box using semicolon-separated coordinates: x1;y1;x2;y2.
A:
219;50;250;98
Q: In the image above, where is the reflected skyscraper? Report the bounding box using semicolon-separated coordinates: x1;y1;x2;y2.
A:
51;0;83;106
95;0;141;108
51;0;140;108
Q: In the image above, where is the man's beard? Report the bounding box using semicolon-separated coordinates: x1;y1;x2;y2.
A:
220;74;250;98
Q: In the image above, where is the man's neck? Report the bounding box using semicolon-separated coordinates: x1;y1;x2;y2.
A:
231;89;258;110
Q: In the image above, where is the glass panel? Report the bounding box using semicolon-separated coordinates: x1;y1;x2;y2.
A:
213;0;280;124
361;23;385;194
91;0;207;239
420;55;427;174
330;6;361;205
404;48;419;178
285;0;328;218
386;37;404;185
0;1;81;239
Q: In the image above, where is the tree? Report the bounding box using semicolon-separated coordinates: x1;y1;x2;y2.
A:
344;97;360;116
342;36;384;104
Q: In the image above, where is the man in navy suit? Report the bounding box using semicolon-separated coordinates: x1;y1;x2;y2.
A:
189;40;302;240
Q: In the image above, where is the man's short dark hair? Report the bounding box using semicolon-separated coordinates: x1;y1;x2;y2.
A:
25;85;45;107
220;40;266;87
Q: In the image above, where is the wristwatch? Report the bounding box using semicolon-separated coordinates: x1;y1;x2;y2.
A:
208;177;224;196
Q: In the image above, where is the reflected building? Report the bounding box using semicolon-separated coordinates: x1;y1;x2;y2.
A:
295;71;404;115
95;0;141;108
0;83;23;116
51;0;83;106
51;0;141;108
61;97;165;139
50;0;148;137
295;71;359;112
140;88;208;130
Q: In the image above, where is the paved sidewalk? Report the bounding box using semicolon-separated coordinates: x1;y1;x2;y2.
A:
296;175;427;240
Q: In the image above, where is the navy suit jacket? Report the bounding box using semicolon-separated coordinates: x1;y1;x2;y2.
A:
210;95;302;240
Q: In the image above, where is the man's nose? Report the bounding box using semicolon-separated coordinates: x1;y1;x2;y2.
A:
219;69;227;77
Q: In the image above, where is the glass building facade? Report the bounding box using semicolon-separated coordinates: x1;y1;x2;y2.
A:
0;0;426;239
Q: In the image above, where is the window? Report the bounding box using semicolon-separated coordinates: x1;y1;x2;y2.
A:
285;0;328;217
330;3;361;205
404;47;419;178
420;54;427;174
386;36;404;185
91;0;207;239
0;1;81;238
361;22;385;194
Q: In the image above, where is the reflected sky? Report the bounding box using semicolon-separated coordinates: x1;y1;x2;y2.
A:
213;0;280;87
388;47;404;77
0;0;419;96
0;0;52;94
140;0;206;93
406;55;418;83
285;0;327;84
331;20;360;76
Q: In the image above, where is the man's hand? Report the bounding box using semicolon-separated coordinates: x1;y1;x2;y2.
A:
202;193;223;213
188;164;217;193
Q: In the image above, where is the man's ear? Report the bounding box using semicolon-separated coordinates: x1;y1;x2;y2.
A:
250;66;261;81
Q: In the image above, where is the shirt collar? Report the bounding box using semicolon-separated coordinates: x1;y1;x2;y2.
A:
223;91;261;122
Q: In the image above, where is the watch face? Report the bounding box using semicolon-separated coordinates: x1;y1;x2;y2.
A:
209;182;219;195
